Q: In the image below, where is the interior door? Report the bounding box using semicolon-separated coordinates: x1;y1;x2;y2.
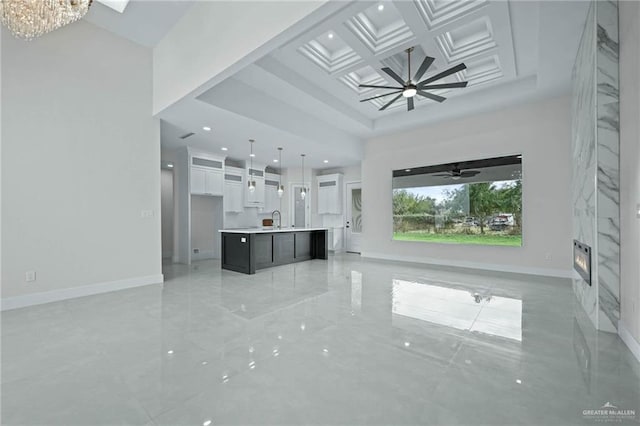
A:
346;182;362;253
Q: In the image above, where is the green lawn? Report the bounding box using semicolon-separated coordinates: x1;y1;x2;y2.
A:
393;232;522;246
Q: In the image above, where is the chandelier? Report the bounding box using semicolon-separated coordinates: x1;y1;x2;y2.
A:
0;0;93;41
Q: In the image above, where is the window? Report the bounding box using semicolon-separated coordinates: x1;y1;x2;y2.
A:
392;155;522;246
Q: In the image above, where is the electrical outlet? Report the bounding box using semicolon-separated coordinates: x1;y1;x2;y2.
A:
545;253;553;261
25;271;36;282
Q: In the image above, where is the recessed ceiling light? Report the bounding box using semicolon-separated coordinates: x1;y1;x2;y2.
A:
167;350;174;355
221;147;228;151
250;153;256;157
167;163;174;168
273;159;279;163
203;420;212;426
323;160;329;163
328;33;334;39
203;126;211;131
405;169;411;172
378;4;384;11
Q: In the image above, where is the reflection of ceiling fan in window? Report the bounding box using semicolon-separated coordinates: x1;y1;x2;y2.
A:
359;47;468;111
433;165;480;180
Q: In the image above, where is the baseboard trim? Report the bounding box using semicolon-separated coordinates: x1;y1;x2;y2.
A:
619;320;640;363
360;252;573;279
1;274;164;311
192;250;218;261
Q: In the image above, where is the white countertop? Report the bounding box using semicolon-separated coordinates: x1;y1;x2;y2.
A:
219;227;328;234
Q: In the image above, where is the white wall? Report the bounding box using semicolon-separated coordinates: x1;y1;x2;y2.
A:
619;0;640;356
190;195;223;260
1;22;161;303
362;96;573;277
153;1;327;114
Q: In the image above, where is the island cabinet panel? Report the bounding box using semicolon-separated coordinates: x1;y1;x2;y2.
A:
221;233;253;274
220;229;328;274
274;233;295;264
254;234;273;269
295;232;312;260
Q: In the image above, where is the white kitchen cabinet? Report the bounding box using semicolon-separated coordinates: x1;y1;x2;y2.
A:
245;167;265;208
317;174;343;214
224;170;244;213
263;173;281;213
191;168;206;194
190;156;224;196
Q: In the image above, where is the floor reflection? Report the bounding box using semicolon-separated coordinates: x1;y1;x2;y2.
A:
1;255;638;426
392;278;522;341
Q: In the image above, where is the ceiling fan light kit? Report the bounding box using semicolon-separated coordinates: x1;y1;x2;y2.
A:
359;47;469;112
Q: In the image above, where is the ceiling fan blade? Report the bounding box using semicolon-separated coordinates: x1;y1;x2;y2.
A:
460;170;481;177
407;97;414;111
433;173;452;177
381;67;406;86
413;56;435;82
360;90;403;102
420;81;468;90
379;93;403;111
359;84;403;90
418;63;467;86
417;90;446;103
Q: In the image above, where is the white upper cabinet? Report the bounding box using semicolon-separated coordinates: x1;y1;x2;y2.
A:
224;168;244;213
190;155;224;196
245;166;265;207
317;173;343;215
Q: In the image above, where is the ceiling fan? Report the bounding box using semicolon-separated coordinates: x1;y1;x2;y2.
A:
359;47;468;111
433;165;480;180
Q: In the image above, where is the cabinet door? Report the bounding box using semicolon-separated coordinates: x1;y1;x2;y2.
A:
205;170;223;195
224;182;241;213
328;185;339;214
273;233;294;264
318;181;337;214
321;187;330;214
191;168;206;194
247;178;265;205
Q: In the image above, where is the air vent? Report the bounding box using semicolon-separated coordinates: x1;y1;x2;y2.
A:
180;132;195;139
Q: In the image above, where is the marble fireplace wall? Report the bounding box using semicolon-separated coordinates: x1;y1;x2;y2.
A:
571;0;620;332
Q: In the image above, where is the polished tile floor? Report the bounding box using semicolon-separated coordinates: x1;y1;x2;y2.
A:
2;254;639;425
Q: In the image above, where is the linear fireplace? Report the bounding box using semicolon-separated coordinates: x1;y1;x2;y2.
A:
573;240;592;285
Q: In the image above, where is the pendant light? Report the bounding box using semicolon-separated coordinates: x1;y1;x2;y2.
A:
248;139;256;193
277;147;284;198
300;154;307;200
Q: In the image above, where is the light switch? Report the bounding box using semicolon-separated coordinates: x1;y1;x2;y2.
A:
241;237;246;243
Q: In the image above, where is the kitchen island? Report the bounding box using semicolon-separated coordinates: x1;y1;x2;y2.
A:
219;228;328;274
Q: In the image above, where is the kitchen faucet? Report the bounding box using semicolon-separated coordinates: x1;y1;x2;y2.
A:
272;210;281;229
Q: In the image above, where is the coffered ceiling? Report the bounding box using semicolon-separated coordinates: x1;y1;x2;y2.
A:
208;0;517;117
156;1;589;168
